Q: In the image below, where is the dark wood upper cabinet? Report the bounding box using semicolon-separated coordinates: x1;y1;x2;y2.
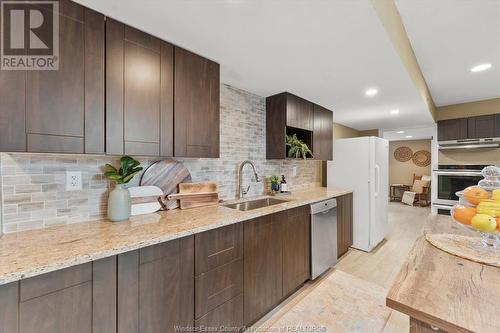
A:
0;257;116;333
286;94;313;131
266;92;332;160
266;93;287;159
313;104;333;161
437;113;500;141
468;115;497;139
117;236;194;333
337;193;353;259
174;47;220;158
106;19;173;156
282;205;310;297
437;118;468;141
0;0;105;153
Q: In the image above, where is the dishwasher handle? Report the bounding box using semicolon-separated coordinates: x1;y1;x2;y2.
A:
319;207;336;214
310;198;337;214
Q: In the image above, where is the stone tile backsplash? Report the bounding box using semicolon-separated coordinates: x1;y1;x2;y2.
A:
0;84;321;233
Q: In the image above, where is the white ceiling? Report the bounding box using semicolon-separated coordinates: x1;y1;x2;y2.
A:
74;0;435;131
382;126;434;141
395;0;500;107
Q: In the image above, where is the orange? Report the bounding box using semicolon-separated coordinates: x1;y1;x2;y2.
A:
463;186;490;205
453;205;476;225
497;216;500;231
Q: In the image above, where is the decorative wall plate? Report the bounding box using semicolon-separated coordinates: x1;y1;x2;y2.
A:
394;146;413;162
412;150;431;167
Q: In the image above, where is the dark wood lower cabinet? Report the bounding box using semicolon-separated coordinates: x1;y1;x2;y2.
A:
195;294;243;332
282;205;310;297
0;257;116;333
117;236;194;333
194;223;244;332
337;193;353;258
195;223;243;276
243;206;310;326
0;202;346;332
244;212;284;326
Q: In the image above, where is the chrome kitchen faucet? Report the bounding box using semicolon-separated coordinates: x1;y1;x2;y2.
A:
236;160;261;198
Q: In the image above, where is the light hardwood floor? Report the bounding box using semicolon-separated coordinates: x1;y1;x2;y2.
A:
253;202;431;332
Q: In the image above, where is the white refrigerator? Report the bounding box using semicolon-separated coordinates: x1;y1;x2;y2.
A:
327;136;389;252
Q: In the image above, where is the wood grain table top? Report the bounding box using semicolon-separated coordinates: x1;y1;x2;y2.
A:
387;214;500;333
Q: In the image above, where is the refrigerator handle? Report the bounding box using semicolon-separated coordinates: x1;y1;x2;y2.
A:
374;164;380;197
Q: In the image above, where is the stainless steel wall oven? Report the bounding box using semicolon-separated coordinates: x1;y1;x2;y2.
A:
433;165;486;214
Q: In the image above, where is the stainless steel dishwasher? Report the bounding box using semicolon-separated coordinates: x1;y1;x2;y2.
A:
310;198;338;279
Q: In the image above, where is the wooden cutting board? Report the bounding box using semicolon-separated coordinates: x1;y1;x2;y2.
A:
128;186;163;215
173;182;219;209
140;159;192;210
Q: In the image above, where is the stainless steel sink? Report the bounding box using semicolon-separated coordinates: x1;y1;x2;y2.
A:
223;197;289;211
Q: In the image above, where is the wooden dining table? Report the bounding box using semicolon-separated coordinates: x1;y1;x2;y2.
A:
387;214;500;333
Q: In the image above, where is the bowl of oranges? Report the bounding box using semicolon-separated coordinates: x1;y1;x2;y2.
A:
451;166;500;249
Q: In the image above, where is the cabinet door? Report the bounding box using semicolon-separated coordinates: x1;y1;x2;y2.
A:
495;114;500;137
468;115;497;139
106;19;173;156
337;193;353;258
244;212;283;325
286;94;313;131
313;105;333;160
282;205;310;297
266;93;287;159
0;258;116;333
117;236;194;333
0;1;105;153
437;118;468;141
174;47;220;158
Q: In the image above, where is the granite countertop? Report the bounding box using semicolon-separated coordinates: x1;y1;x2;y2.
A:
0;187;351;286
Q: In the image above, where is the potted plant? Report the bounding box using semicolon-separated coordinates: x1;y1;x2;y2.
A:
104;156;143;222
270;175;280;193
286;134;313;159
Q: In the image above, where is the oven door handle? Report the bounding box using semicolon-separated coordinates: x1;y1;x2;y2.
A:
432;204;453;211
433;171;483;177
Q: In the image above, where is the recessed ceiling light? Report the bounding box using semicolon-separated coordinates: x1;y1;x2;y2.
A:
471;63;492;72
405;135;413;139
391;109;400;115
365;88;378;97
397;131;404;134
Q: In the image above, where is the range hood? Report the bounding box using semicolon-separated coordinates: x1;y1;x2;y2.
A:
438;138;500;150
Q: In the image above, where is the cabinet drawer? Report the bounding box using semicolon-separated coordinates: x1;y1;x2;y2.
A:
195;223;243;275
195;294;243;332
195;258;243;319
20;263;92;301
19;282;92;333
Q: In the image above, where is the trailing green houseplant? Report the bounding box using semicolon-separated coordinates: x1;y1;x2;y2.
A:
104;156;143;222
286;134;313;159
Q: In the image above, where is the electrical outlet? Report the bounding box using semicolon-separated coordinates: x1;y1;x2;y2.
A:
292;166;297;177
66;171;82;191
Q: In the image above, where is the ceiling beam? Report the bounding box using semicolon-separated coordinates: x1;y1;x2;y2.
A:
371;0;436;121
